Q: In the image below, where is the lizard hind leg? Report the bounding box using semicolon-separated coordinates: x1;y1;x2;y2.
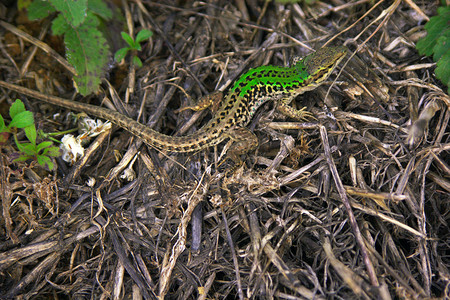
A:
222;127;259;168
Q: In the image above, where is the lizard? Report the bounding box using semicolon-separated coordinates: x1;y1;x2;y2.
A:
0;46;347;162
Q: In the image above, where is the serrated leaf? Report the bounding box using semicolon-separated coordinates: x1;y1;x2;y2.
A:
9;111;34;129
13;156;30;163
88;0;112;20
9;99;26;119
135;29;153;43
64;13;110;95
416;6;450;56
49;0;87;27
114;47;129;62
433;31;450;61
51;13;71;35
37;155;54;170
24;125;37;145
18;143;37;155
121;32;135;47
47;161;56;170
435;50;450;94
43;146;61;157
27;0;56;20
36;141;53;152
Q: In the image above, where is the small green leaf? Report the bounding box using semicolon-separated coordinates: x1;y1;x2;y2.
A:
24;125;37;145
49;0;88;27
416;6;450;56
18;143;37;156
416;5;450;93
9;111;34;129
88;0;113;20
135;29;153;43
42;146;61;157
433;31;450;61
13;156;30;163
114;47;130;62
24;143;38;153
27;0;56;20
51;13;71;35
132;56;143;68
9;99;26;119
37;155;55;170
134;43;142;51
435;50;450;94
65;12;110;95
0;115;6;132
36;141;53;152
121;32;135;47
47;161;56;171
14;136;25;152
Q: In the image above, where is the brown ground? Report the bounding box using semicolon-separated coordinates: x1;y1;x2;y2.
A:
0;1;449;299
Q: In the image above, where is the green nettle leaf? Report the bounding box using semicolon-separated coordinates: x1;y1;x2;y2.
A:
433;31;450;61
47;146;61;157
416;6;450;93
435;51;450;93
49;0;88;27
51;13;71;35
416;6;450;56
9;111;34;129
64;13;110;95
9;99;26;119
37;155;55;170
135;29;153;43
24;125;37;145
88;0;113;20
27;0;56;20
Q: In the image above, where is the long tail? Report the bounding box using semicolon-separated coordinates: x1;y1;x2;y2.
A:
0;80;209;152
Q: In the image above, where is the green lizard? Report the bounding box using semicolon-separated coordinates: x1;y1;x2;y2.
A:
0;46;347;161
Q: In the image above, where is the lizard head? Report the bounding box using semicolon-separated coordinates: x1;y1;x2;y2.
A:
294;46;347;85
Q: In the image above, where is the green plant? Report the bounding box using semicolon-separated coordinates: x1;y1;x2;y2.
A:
115;29;153;68
0;99;60;170
26;0;113;96
416;5;450;93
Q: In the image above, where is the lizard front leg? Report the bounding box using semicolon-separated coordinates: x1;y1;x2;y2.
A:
176;91;224;114
277;100;315;121
224;127;259;166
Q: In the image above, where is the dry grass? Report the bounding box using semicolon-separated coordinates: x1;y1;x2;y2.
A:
0;0;449;299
